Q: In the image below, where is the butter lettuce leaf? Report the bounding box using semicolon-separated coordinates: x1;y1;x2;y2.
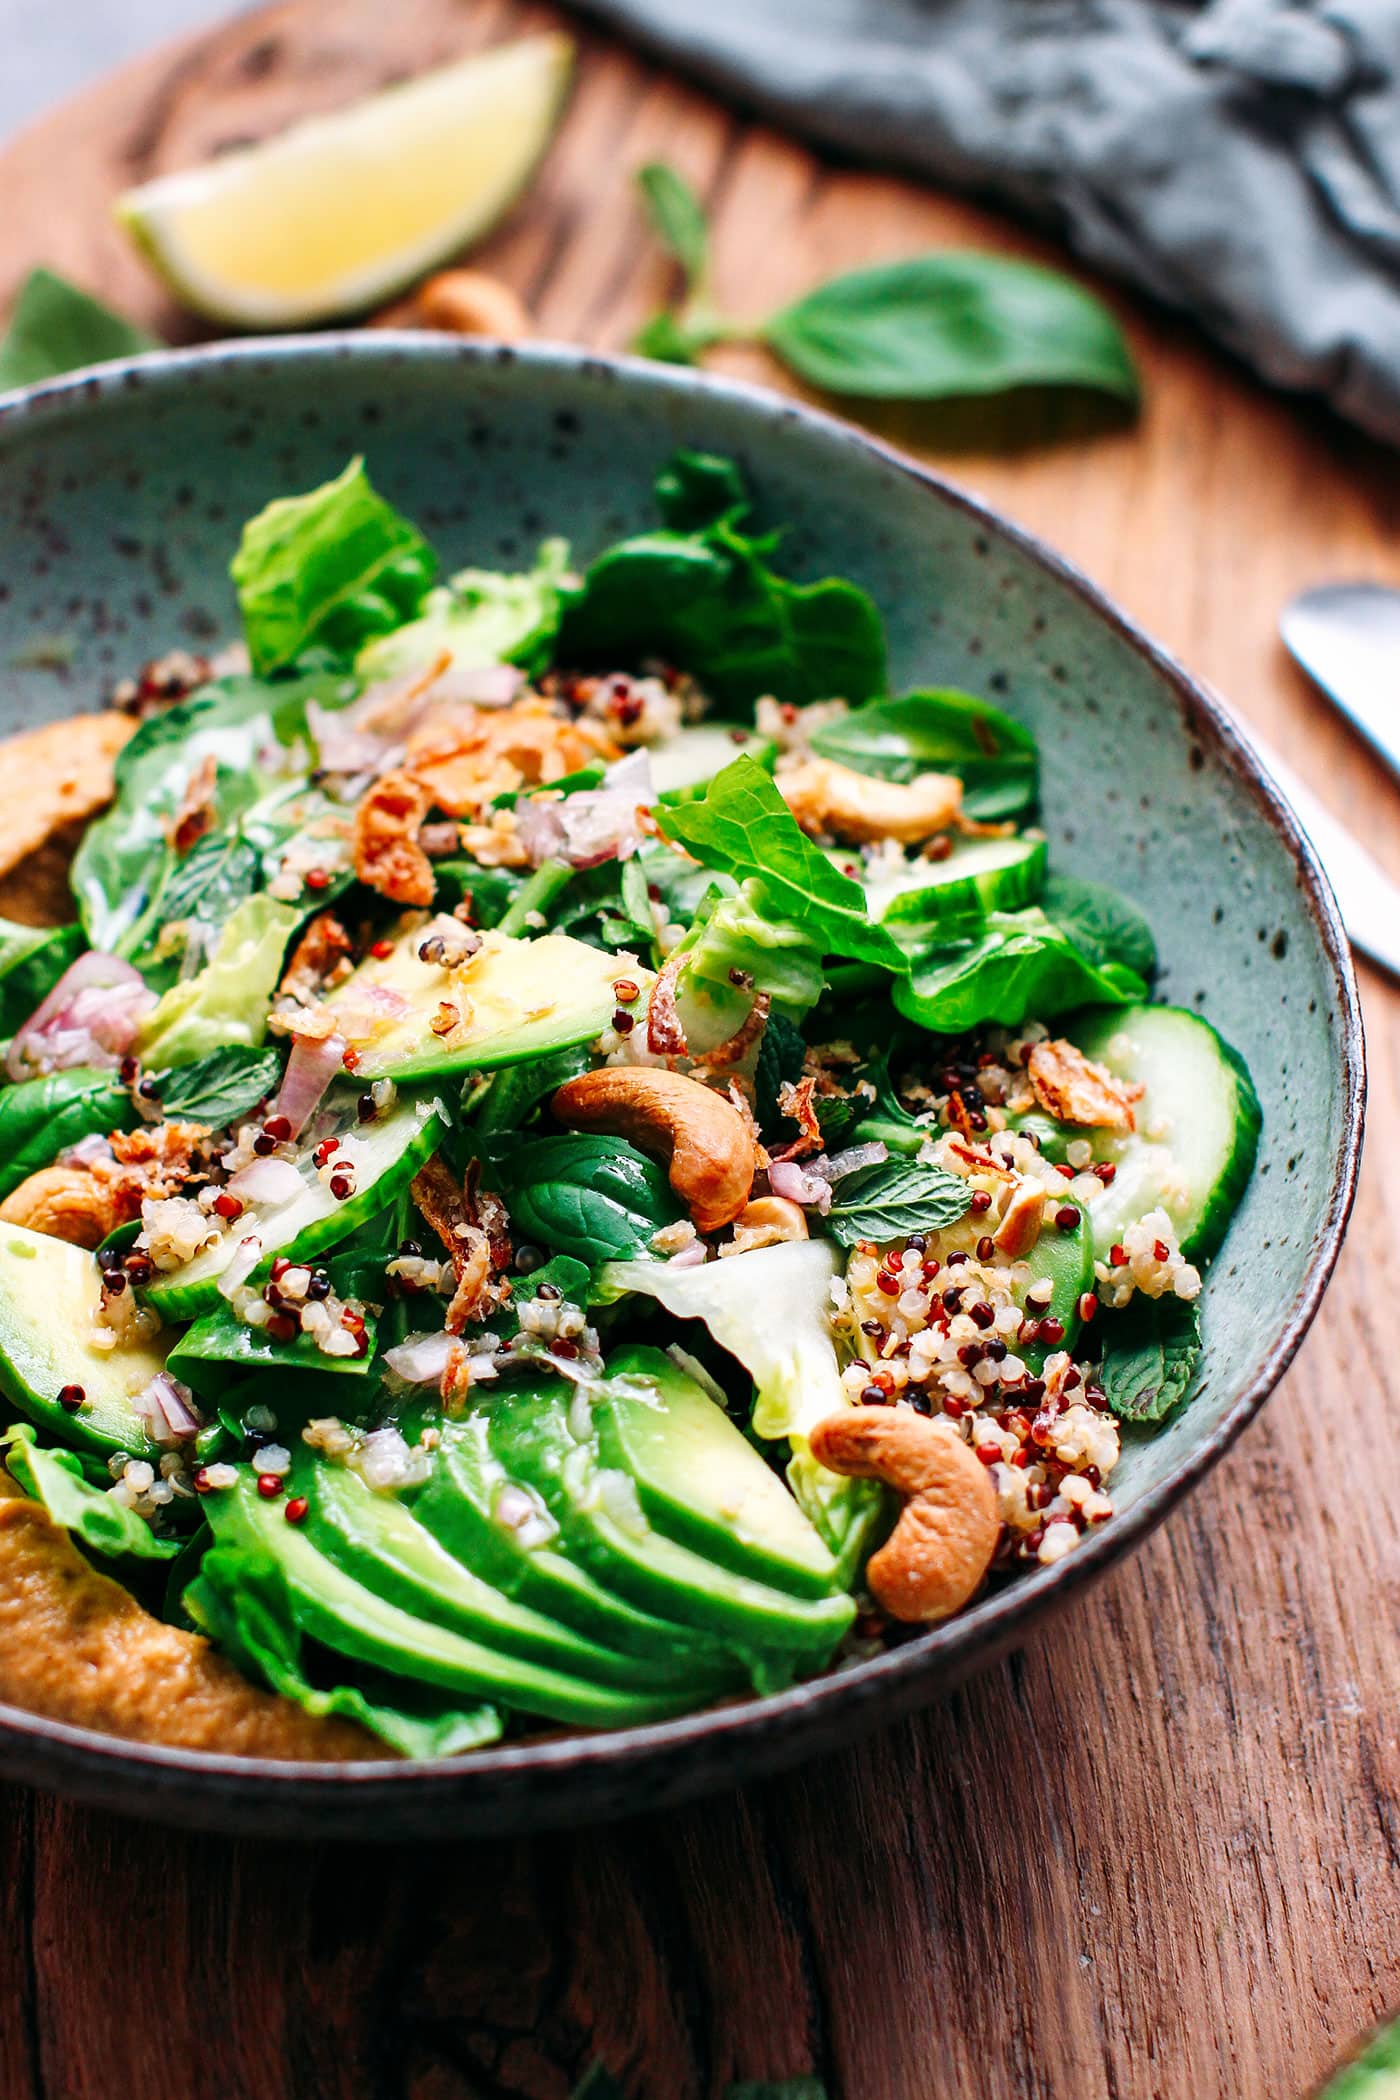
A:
137;894;300;1066
357;537;574;681
1;1425;179;1561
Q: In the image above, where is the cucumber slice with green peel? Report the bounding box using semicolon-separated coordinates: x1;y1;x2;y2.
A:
301;1456;707;1694
861;833;1048;925
410;1413;738;1684
485;1383;855;1674
598;1345;841;1598
650;725;777;802
0;1226;168;1457
146;1090;445;1322
323;926;652;1083
1068;1004;1261;1262
206;1470;701;1730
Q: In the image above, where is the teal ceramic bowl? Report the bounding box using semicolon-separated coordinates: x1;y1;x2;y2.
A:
0;340;1363;1836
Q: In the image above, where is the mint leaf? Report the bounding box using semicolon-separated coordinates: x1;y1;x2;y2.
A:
231;457;437;674
658;758;903;969
151;1046;283;1127
825;1158;970;1246
1099;1294;1202;1423
764;252;1140;404
0;269;159;393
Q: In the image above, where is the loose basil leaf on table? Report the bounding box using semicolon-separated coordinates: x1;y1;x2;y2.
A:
1097;1293;1202;1423
0;920;85;1036
488;1134;682;1264
1039;871;1158;982
824;1159;970;1248
763;253;1140;404
0;268;160;393
891;906;1146;1033
660;757;904;970
231;455;438;676
637;161;710;285
810;689;1039;822
0;1068;135;1203
150;1045;283;1126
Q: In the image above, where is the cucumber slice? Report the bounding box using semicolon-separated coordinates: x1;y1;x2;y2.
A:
146;1090;444;1322
323;926;651;1083
649;725;776;803
598;1346;841;1598
207;1470;699;1730
0;1225;168;1457
1069;1004;1261;1262
859;834;1047;925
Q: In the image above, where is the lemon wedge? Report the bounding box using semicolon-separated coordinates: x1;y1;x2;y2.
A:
117;34;573;330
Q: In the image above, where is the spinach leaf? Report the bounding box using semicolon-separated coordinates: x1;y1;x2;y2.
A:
1098;1293;1202;1423
0;1069;135;1202
655;449;746;531
849;1052;929;1158
151;1045;282;1126
490;1134;682;1263
763;253;1140;403
659;758;904;970
357;538;574;682
71;669;349;952
825;1158;970;1247
0;920;84;1035
1;1426;180;1559
0;269;159;393
559;456;886;709
754;1012;808;1138
892;907;1145;1034
810;689;1038;822
430;861;524;927
231;457;438;675
1040;872;1157;982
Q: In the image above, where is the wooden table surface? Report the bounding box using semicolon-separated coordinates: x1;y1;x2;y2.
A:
1;4;1398;2096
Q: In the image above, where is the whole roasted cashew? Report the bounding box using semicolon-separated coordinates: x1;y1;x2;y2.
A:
0;1167;123;1250
808;1406;1000;1623
776;755;963;845
552;1067;757;1235
375;268;533;340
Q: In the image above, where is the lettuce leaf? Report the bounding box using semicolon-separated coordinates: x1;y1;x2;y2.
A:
1;1425;179;1561
231;457;438;675
137;894;300;1066
357;538;574;681
675;881;826;1018
892;906;1146;1033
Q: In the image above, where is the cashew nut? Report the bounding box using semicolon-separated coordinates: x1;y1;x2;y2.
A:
0;1167;124;1249
992;1181;1045;1259
721;1195;809;1257
808;1406;999;1624
376;269;533;341
776;755;963;845
552;1068;757;1235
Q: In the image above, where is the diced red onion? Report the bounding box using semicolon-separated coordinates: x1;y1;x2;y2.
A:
666;1238;709;1268
226;1156;304;1208
271;1030;346;1138
769;1159;834;1214
217;1234;265;1301
305;701;399;779
384;1330;457;1385
821;1141;889;1182
7;952;156;1082
63;1133;113;1167
516;795;568;867
134;1372;202;1444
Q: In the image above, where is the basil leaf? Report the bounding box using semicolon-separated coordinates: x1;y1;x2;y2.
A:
0;921;84;1036
0;1069;135;1202
659;757;904;970
811;689;1038;822
1099;1294;1202;1423
151;1045;282;1127
825;1159;970;1247
637;162;710;285
0;1427;179;1560
892;907;1145;1033
1040;873;1157;982
231;457;438;675
490;1134;682;1263
559;454;886;709
764;253;1140;404
0;269;159;393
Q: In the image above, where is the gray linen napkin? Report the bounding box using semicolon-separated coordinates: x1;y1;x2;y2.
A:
572;0;1400;443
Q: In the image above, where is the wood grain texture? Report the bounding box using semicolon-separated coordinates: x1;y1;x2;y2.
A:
1;5;1398;2096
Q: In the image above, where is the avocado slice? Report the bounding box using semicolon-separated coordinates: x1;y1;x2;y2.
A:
205;1469;703;1730
0;1224;168;1457
302;1452;720;1695
323;926;653;1083
597;1346;841;1598
409;1412;737;1687
1015;1201;1095;1368
483;1381;855;1682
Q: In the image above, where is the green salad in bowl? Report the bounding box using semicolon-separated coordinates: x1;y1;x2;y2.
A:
0;444;1260;1764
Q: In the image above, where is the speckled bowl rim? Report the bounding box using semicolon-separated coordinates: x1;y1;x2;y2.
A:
0;337;1366;1833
